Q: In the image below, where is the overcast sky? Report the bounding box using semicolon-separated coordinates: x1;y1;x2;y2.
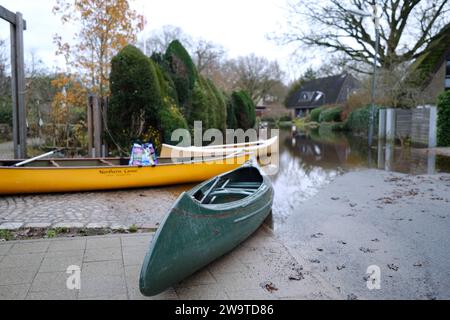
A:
0;0;310;81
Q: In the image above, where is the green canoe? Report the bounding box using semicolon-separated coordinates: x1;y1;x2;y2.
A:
139;163;274;296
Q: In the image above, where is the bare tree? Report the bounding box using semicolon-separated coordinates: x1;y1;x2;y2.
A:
144;25;193;54
143;26;227;78
192;39;226;78
277;0;450;73
228;54;284;103
0;38;9;95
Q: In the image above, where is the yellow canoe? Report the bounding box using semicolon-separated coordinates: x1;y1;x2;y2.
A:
0;152;250;195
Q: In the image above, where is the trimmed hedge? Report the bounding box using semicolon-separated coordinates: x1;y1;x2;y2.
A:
226;96;237;129
108;40;252;153
310;108;323;122
108;45;163;149
164;40;198;119
437;90;450;146
319;106;342;123
344;105;380;134
159;104;188;143
231;90;256;130
206;79;227;132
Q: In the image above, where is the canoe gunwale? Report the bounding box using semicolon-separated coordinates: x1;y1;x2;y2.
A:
0;152;252;170
160;136;278;157
161;136;277;150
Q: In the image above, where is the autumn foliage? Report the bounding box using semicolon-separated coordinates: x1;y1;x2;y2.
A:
53;0;144;97
50;0;143;151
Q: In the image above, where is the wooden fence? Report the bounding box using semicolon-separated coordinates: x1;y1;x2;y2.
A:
378;106;437;147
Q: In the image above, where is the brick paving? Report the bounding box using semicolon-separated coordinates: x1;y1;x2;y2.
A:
0;185;191;230
0;228;341;300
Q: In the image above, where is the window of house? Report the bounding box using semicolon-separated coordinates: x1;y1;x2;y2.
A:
446;59;450;89
298;91;313;102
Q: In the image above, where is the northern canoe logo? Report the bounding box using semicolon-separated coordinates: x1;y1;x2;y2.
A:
99;168;138;175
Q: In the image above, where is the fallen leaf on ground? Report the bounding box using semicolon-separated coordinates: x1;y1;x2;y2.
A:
311;232;323;238
387;263;399;271
359;247;377;253
260;281;278;293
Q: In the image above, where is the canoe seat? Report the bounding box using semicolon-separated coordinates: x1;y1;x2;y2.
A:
225;182;261;189
203;187;256;204
50;160;60;167
209;189;254;197
99;159;114;166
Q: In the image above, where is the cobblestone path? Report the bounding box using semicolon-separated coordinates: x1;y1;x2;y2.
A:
0;185;191;230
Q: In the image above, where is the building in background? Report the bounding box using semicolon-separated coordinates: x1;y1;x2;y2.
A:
285;73;360;117
411;23;450;102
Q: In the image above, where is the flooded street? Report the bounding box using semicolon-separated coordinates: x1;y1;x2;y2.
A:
268;128;450;232
265;127;450;299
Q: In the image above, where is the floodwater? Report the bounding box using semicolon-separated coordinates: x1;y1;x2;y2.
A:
266;127;450;230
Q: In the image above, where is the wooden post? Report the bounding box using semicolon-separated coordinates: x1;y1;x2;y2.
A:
93;96;102;158
101;97;108;157
87;96;94;157
87;95;107;157
10;12;27;158
1;6;27;159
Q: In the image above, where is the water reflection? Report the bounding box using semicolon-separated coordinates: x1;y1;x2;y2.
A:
268;127;450;231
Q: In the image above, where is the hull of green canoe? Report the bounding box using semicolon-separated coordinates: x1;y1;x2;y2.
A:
139;168;273;296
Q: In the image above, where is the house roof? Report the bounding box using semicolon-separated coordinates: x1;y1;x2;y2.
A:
410;23;450;85
285;73;359;109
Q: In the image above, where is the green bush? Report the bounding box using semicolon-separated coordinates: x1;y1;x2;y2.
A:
279;114;292;122
164;40;198;119
206;79;227;132
108;45;163;151
319;107;342;122
231;90;256;130
437;90;450;146
0;97;12;124
310;108;323;122
0;229;12;241
344;105;380;134
159;102;188;144
191;80;211;128
226;96;237;129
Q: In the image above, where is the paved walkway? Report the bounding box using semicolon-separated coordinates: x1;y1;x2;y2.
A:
0;228;341;300
0;185;190;230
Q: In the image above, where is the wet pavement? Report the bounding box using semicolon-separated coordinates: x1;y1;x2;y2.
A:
276;169;450;299
0;228;340;300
